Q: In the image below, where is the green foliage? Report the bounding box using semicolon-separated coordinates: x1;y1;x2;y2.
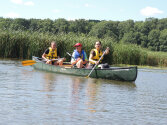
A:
53;18;69;33
118;20;134;39
0;17;167;52
112;43;145;65
121;31;142;45
148;29;160;51
89;21;119;40
0;17;167;66
159;29;167;51
0;30;167;66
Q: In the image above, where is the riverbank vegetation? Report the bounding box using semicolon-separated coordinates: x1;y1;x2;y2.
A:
0;17;167;66
0;29;167;66
1;17;167;51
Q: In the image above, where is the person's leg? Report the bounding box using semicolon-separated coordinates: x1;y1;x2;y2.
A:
84;63;89;68
46;60;51;64
98;63;109;69
76;59;83;68
57;59;63;66
87;63;94;69
103;63;109;68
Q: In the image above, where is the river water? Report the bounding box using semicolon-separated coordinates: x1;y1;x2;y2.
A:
0;59;167;125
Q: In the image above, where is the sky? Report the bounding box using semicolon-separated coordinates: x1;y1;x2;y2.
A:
0;0;166;21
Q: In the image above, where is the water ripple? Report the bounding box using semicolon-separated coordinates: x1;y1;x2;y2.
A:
0;59;167;125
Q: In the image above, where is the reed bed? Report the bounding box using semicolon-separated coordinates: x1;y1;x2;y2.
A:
0;30;167;66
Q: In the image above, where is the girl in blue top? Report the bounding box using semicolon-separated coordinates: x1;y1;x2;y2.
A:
71;43;88;68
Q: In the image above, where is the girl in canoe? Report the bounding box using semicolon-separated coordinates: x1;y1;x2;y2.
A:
88;41;110;69
71;43;88;68
42;41;65;65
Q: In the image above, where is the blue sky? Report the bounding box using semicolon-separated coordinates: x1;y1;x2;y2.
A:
0;0;166;21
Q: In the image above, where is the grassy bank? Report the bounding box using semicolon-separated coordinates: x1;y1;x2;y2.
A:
0;30;167;66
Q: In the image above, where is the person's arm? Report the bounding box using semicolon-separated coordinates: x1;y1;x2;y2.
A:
89;50;98;64
57;49;61;58
104;47;110;55
71;52;77;65
83;51;88;64
42;49;49;61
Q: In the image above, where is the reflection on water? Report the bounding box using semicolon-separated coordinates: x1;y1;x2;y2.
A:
86;79;101;113
0;59;167;125
102;79;136;88
70;77;83;107
42;72;57;92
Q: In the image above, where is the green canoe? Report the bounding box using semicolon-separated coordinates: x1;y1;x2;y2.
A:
32;56;137;81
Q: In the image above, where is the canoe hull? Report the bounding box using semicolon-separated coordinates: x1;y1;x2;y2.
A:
32;56;137;81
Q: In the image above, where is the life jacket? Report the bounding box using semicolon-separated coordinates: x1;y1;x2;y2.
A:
74;50;85;61
46;47;58;59
90;49;103;64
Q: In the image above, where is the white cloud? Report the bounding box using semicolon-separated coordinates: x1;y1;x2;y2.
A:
10;0;23;5
84;3;95;8
85;4;90;7
119;9;125;12
140;6;164;16
4;12;20;18
24;1;34;6
11;0;34;6
53;9;60;13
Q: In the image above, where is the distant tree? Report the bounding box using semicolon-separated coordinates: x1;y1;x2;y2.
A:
89;21;119;40
10;18;30;30
121;31;142;45
0;18;13;30
2;17;167;52
29;19;39;31
141;17;158;35
157;18;167;30
159;29;167;51
29;19;54;33
53;18;69;33
147;29;160;51
40;19;53;32
140;33;148;48
69;19;95;34
118;20;134;40
134;21;144;32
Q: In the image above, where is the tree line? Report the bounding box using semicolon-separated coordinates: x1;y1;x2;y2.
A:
1;17;167;52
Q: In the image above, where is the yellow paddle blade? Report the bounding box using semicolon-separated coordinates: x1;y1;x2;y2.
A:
22;60;36;66
86;76;89;78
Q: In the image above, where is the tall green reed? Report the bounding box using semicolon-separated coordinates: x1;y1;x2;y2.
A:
0;30;167;66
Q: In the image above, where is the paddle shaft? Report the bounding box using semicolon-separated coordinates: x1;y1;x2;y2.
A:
87;49;107;77
66;52;75;60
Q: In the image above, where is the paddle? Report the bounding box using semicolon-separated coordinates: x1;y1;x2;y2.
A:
22;58;62;66
22;60;37;66
86;49;107;78
66;52;75;60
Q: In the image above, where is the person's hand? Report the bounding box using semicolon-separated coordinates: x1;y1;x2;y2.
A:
63;58;66;61
45;58;49;61
95;61;99;65
48;59;51;62
46;59;51;63
105;47;110;54
76;58;81;62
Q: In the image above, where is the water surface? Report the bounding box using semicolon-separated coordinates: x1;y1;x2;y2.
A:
0;59;167;125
